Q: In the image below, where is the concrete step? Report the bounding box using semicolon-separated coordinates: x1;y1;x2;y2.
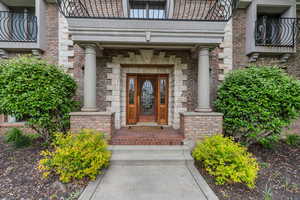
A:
109;145;194;166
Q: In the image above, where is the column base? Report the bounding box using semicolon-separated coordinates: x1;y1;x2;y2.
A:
195;108;212;112
180;112;223;140
81;107;99;112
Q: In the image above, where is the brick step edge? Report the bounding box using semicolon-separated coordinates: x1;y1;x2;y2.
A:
109;140;183;145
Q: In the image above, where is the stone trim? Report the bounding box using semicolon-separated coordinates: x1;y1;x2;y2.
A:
106;50;188;129
58;13;74;70
70;112;112;116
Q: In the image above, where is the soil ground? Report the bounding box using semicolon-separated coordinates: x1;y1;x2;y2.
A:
0;136;87;200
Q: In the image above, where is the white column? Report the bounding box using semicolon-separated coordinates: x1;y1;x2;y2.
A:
82;45;98;111
196;48;212;112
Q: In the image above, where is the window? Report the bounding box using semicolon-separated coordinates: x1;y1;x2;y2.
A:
256;15;281;46
129;0;166;19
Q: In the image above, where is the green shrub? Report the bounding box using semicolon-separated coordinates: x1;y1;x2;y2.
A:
259;135;279;149
38;129;111;183
0;56;77;142
192;135;259;188
4;128;31;148
286;134;300;146
215;66;300;146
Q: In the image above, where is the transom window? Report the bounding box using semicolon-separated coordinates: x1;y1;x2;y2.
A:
129;0;166;19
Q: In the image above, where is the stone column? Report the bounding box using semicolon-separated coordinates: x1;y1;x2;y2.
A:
196;48;212;112
82;44;98;111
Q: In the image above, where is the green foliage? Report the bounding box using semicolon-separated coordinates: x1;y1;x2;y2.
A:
286;134;300;146
0;56;77;142
192;135;259;188
4;128;31;148
215;66;300;146
259;135;279;149
38;129;111;183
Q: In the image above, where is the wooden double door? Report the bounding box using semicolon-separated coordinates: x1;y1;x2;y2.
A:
126;74;168;125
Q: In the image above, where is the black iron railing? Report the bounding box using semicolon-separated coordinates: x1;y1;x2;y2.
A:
0;11;38;42
57;0;239;21
255;17;297;48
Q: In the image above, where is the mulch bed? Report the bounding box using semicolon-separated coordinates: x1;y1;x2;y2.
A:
196;141;300;200
0;136;87;200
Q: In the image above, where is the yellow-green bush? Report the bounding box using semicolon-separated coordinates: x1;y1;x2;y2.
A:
192;135;259;188
38;129;111;183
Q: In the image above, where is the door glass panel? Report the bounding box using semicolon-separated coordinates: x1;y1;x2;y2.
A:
129;78;135;104
160;79;167;104
141;80;154;115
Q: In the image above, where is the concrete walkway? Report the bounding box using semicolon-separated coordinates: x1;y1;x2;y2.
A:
79;145;218;200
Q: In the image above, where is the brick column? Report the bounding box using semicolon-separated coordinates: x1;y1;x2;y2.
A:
82;44;98;111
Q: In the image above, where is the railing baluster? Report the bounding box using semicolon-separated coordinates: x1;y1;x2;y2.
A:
0;11;37;42
255;17;297;48
56;0;239;21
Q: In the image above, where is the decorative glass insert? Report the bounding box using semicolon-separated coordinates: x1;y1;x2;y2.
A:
141;80;154;115
129;78;135;104
160;78;166;104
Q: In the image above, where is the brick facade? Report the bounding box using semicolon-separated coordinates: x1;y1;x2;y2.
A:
2;4;300;140
180;112;223;140
70;112;115;139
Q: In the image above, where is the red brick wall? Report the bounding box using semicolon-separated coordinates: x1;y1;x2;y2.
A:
42;3;59;64
70;112;115;139
180;112;223;140
232;9;248;69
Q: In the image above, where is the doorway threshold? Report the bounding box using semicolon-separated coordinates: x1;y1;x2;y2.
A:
128;122;170;127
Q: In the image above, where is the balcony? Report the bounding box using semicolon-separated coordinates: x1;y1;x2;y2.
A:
58;0;238;21
255;17;297;48
0;0;47;52
57;0;238;47
0;11;38;42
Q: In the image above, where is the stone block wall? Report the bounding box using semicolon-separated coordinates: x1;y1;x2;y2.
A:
70;112;115;139
180;112;223;140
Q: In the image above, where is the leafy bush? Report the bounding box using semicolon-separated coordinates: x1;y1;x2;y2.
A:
215;66;300;146
4;128;31;148
192;135;259;188
286;134;300;146
38;129;111;183
0;56;77;142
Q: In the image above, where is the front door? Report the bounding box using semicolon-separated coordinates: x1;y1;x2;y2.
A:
126;74;168;125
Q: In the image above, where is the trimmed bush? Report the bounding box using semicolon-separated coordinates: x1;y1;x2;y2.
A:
0;56;77;142
192;135;259;188
215;66;300;146
38;129;111;183
4;128;31;148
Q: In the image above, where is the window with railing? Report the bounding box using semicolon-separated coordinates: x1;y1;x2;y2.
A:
255;16;297;48
0;11;38;42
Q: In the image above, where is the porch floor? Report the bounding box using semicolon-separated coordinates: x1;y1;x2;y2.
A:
110;127;184;145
